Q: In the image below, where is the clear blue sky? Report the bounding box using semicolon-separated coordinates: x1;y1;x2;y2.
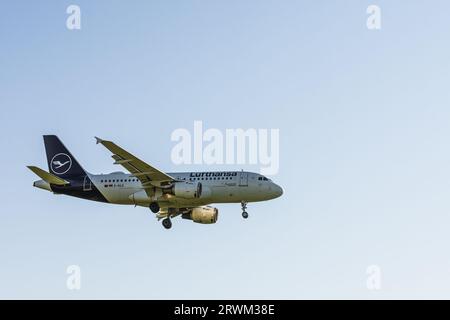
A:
1;1;450;299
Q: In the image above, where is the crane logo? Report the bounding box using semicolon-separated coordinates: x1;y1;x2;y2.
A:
51;153;72;175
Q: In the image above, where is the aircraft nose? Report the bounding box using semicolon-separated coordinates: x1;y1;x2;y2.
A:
273;184;283;198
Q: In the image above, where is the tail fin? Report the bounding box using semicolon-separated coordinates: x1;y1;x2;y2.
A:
43;135;86;178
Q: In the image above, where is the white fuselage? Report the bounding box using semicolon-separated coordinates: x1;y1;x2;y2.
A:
88;171;283;208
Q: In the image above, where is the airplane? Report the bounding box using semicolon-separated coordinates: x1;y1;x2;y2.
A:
27;135;283;229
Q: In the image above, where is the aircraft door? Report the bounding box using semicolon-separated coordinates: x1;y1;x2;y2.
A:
83;175;92;191
239;171;248;186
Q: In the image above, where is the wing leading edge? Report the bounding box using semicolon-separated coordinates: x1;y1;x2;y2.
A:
95;137;175;186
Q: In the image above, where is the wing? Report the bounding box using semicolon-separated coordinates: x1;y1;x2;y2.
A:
95;137;175;187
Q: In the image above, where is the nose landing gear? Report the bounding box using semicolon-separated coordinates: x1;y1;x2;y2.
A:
241;201;248;219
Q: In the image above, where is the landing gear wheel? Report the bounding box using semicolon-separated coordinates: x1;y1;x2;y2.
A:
162;218;172;229
149;202;160;213
241;201;248;219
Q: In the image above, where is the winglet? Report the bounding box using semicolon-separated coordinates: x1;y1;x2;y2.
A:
95;136;104;145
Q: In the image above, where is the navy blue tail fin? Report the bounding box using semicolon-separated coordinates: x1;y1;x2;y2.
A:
43;135;86;178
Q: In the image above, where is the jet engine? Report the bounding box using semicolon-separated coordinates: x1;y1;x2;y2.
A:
182;206;219;224
169;181;202;199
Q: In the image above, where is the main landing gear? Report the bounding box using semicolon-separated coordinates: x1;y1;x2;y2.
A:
241;201;249;219
150;202;172;229
149;202;160;213
162;218;172;229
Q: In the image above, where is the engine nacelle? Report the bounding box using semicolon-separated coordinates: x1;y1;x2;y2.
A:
171;181;202;199
182;206;219;224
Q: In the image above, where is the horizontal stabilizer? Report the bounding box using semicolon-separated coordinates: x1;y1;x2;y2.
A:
27;166;69;185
